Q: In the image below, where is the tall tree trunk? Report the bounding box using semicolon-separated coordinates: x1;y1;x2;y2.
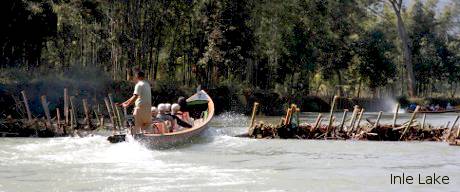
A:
389;0;416;97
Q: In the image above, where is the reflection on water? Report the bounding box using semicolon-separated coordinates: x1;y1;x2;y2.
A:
0;112;459;192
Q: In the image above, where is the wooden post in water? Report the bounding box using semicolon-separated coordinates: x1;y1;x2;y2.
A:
21;91;32;122
64;88;69;125
69;96;77;128
312;113;322;130
104;98;116;130
421;114;426;129
446;116;460;140
248;102;260;137
40;95;52;128
70;108;74;131
56;108;61;134
249;102;259;128
400;105;420;140
94;110;100;127
456;124;460;139
326;96;339;137
115;106;123;131
354;108;365;130
339;109;348;132
374;111;383;128
450;116;459;130
284;108;293;125
348;105;359;128
108;94;119;129
392;104;399;128
82;99;91;127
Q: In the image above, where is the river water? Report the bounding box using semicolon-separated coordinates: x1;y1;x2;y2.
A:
0;112;459;192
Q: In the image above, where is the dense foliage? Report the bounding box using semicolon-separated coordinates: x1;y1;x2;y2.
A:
1;0;459;98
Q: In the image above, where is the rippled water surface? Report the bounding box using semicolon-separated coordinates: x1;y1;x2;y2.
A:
0;113;459;192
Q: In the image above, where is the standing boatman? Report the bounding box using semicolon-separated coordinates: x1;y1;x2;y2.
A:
118;70;152;134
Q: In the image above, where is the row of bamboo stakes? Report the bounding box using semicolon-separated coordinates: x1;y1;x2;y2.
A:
15;88;127;136
248;96;460;143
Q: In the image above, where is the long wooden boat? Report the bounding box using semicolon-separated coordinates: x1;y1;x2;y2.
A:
407;109;460;114
127;90;215;149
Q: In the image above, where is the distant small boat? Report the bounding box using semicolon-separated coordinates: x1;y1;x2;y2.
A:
108;90;214;149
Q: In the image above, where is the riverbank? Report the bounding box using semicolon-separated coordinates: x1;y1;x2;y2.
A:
2;67;460;120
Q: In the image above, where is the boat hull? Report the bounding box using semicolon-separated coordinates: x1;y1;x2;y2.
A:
134;124;209;148
131;90;215;149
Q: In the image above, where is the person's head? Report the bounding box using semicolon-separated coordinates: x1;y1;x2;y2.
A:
133;69;145;82
178;96;186;108
158;103;166;114
171;103;181;114
151;106;158;117
165;103;171;113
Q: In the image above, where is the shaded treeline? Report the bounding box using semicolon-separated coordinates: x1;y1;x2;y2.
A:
1;0;460;99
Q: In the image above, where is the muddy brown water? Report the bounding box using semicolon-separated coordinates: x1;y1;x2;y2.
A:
0;112;459;191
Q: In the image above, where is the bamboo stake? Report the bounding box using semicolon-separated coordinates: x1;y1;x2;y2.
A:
21;91;32;122
70;108;74;132
104;98;116;131
100;117;104;127
348;105;359;128
392;104;399;128
94;110;100;126
312;113;322;130
339;109;348;132
82;99;91;127
421;114;426;130
373;111;383;128
56;108;61;134
354;108;365;130
400;105;420;140
115;106;123;131
40;95;52;129
284;108;293;125
450;116;459;130
69;96;76;127
249;102;259;128
456;125;460;139
64;88;69;125
108;94;119;129
327;96;338;136
445;116;460;140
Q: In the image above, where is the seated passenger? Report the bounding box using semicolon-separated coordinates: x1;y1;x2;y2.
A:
446;103;454;110
151;106;160;121
151;105;165;134
157;103;175;133
165;103;172;114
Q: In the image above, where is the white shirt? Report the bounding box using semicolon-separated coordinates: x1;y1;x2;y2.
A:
133;80;152;108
